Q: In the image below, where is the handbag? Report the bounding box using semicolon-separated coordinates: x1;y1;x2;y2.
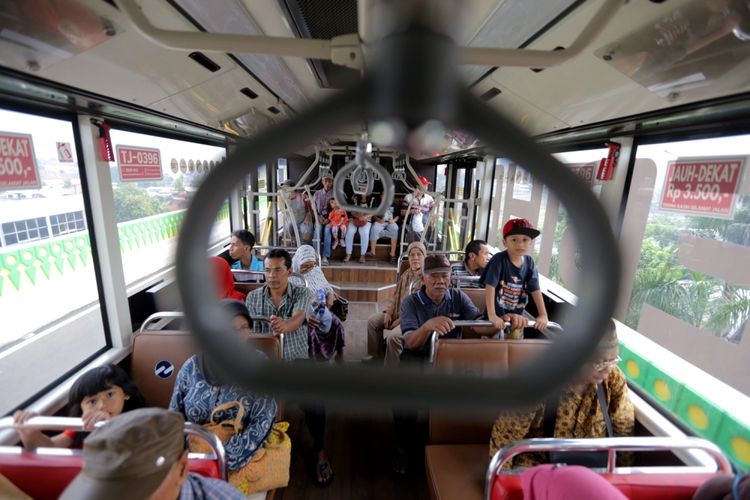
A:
330;293;349;322
190;401;291;495
189;401;244;454
230;421;291;495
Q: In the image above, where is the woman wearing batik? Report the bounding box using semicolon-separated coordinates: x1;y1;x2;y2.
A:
489;321;634;470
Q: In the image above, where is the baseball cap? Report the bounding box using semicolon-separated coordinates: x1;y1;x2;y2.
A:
423;254;451;274
321;173;334;180
60;408;185;500
418;176;431;186
502;218;540;239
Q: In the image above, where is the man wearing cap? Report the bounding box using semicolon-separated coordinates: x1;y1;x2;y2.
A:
366;241;426;364
312;174;335;265
392;254;494;475
399;253;493;361
403;176;434;237
60;408;245;500
480;218;548;336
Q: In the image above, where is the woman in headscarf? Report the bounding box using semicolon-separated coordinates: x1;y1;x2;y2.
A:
290;245;343;487
169;300;277;473
290;245;345;362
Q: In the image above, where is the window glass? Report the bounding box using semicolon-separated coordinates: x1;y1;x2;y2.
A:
108;130;228;287
0;109;107;414
487;149;607;288
625;135;749;394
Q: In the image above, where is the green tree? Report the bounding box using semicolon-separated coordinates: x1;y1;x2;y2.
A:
113;184;165;223
172;175;185;193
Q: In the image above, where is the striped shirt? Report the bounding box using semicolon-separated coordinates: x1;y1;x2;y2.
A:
245;283;313;360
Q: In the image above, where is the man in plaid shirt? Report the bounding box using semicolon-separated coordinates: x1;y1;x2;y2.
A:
245;248;313;360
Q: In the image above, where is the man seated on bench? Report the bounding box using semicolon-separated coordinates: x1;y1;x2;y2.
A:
391;254;497;476
60;408;246;500
451;239;490;287
400;254;500;362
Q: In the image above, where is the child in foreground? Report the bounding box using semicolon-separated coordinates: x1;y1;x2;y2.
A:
13;364;145;448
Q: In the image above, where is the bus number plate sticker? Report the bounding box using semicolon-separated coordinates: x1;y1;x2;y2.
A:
116;145;163;181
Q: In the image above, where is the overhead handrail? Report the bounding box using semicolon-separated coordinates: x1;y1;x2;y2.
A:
0;417;228;481
171;12;620;412
483;436;733;500
114;0;623;70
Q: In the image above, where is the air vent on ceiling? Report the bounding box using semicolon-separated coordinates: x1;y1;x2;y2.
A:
268;106;281;114
531;46;565;72
240;87;258;99
188;51;221;72
480;87;502;101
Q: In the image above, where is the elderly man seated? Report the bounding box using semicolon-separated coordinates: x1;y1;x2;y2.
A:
391;253;498;476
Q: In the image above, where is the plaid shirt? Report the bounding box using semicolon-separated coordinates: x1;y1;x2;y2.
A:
245;283;313;360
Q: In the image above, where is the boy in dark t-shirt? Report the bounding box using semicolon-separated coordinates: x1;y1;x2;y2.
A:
480;218;548;337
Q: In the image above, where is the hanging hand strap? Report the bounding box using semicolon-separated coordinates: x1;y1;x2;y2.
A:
596;384;613;437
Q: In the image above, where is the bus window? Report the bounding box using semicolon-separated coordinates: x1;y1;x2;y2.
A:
624;135;750;394
0;108;106;414
107;129;229;288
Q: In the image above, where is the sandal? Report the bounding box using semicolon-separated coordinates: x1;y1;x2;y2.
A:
344;255;351;262
359;255;366;263
314;459;334;487
390;255;397;263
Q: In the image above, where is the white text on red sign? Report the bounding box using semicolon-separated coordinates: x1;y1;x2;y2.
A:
116;145;163;181
0;132;41;189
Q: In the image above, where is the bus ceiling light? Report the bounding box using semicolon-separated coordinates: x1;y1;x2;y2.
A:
174;6;621;411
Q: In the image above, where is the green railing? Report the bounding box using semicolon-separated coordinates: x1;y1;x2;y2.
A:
0;204;229;297
619;339;750;471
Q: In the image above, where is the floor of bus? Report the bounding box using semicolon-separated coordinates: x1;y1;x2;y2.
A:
277;404;430;499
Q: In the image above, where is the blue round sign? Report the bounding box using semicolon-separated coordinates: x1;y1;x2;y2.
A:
154;360;175;379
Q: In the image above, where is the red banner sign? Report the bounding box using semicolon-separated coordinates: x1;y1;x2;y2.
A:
0;132;41;189
568;163;595;185
659;157;744;218
116;145;162;181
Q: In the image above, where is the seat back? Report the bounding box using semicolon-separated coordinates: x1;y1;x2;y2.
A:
0;449;221;500
490;471;722;500
429;339;550;445
132;331;282;408
463;288;486;311
132;330;196;408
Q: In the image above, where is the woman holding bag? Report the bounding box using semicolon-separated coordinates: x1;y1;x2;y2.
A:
169;300;278;474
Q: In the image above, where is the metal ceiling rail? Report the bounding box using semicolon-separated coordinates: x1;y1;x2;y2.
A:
114;0;624;70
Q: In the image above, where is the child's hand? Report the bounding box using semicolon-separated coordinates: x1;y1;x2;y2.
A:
307;314;321;330
488;316;506;331
534;314;548;332
82;410;111;431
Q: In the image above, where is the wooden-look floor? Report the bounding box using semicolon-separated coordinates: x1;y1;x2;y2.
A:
276;405;430;500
